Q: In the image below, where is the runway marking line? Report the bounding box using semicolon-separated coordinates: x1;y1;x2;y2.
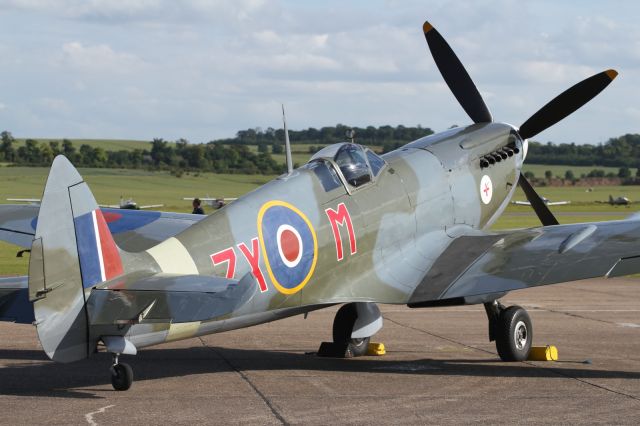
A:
85;404;115;426
617;322;640;328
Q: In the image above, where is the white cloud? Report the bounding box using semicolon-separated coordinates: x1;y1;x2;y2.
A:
1;0;272;24
264;53;341;72
517;61;596;85
61;42;145;74
37;97;70;113
0;0;639;143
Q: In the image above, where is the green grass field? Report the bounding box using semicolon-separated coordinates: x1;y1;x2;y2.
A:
1;165;638;276
0;166;276;275
506;184;640;204
0;166;275;213
522;163;637;179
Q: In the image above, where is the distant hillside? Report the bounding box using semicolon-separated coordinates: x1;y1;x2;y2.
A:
215;124;435;153
13;138;152;152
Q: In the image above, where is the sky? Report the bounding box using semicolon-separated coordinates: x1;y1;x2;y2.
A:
0;0;639;145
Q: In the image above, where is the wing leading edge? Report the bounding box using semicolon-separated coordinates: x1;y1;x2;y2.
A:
409;218;640;307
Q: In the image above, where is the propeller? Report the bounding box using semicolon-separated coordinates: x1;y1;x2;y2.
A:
518;70;618;140
421;21;618;227
423;22;493;124
517;172;558;226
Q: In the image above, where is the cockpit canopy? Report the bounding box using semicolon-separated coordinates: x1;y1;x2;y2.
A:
309;142;386;188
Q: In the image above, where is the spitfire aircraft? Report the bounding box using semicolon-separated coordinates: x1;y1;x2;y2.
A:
607;195;631;206
593;195;632;206
3;21;640;392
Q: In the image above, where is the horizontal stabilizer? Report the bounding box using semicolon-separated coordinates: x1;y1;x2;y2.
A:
87;272;258;325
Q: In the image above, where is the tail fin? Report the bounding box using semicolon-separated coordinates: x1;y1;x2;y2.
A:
29;155;124;362
609;195;614;203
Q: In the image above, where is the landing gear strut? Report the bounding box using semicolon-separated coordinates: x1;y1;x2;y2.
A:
110;353;133;391
484;301;532;361
333;303;370;356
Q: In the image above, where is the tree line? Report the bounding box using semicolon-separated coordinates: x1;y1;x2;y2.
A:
1;127;640;175
218;124;435;154
527;134;640;168
0;131;282;174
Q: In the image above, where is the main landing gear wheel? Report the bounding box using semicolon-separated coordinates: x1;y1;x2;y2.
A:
333;303;370;357
495;306;532;362
110;354;133;391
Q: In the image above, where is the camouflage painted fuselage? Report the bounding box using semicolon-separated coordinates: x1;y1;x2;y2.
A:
113;122;524;349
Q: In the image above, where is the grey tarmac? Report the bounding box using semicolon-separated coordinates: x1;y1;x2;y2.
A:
1;278;639;425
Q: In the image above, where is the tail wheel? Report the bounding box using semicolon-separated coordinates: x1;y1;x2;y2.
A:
495;306;532;361
111;362;133;391
332;304;370;357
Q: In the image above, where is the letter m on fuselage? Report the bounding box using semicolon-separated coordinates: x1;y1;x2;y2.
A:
325;203;357;261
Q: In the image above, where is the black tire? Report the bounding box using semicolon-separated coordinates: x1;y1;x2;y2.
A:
111;362;133;391
347;336;370;357
495;306;532;362
332;304;370;357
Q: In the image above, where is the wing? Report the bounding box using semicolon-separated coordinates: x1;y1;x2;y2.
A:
183;197;237;201
6;198;40;204
511;201;531;206
0;204;205;250
408;218;640;307
0;204;39;247
0;277;32;323
546;201;570;206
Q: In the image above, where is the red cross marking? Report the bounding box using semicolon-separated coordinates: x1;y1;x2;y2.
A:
483;182;491;196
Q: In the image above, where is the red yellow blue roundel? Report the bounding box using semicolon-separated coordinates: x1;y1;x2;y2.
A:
257;200;318;295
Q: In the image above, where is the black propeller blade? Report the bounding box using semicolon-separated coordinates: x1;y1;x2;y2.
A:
518;172;559;226
518;70;618;140
423;21;493;124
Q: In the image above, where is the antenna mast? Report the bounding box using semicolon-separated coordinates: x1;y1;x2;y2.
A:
282;104;293;175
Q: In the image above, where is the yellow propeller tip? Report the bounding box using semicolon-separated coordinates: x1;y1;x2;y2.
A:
423;21;434;33
605;69;618;80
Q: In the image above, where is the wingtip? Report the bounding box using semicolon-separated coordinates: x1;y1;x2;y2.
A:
605;69;618;80
423;21;434;33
